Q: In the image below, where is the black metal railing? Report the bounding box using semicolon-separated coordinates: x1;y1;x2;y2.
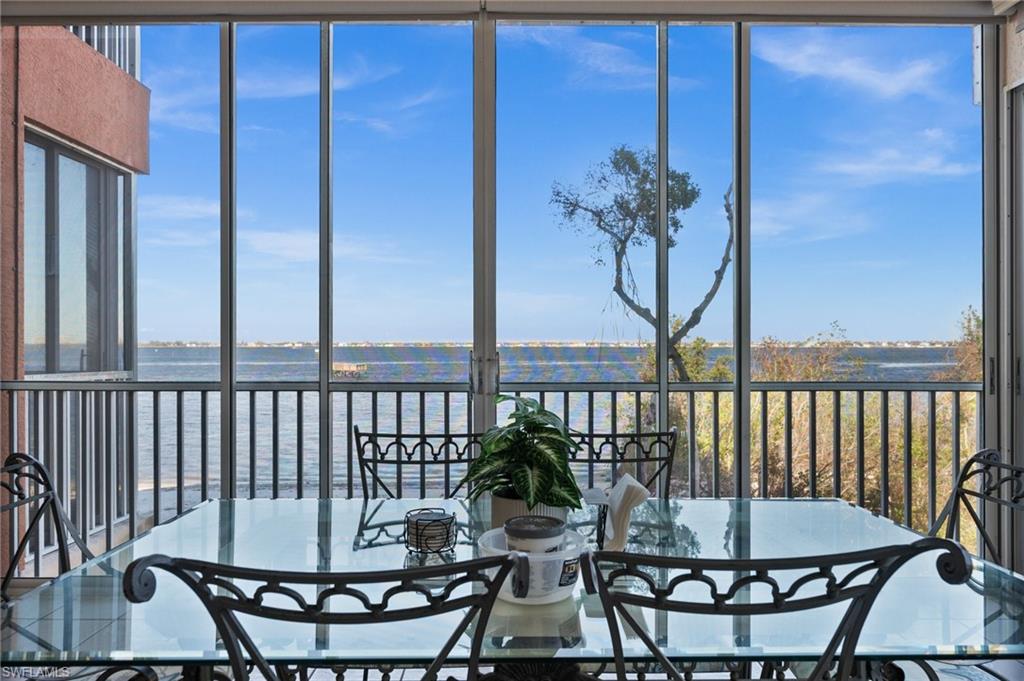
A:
746;382;984;530
1;379;984;580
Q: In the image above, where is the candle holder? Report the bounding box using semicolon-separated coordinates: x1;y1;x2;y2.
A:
404;550;457;588
405;508;457;555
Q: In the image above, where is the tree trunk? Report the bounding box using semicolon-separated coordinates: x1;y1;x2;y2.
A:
668;343;689;383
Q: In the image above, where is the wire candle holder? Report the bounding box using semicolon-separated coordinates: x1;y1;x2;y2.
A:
405;508;457;555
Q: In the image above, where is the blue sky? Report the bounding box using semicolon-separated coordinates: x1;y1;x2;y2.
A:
136;23;981;345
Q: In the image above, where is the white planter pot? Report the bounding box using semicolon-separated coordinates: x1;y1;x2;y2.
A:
490;493;568;530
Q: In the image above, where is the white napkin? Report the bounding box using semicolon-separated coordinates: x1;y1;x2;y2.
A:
601;474;650;551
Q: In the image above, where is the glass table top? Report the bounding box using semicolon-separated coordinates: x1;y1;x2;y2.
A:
2;498;1023;665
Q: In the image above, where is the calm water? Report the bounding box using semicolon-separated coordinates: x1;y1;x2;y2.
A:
137;344;960;383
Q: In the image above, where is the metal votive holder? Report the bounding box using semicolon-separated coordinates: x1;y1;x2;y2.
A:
405;508;457;555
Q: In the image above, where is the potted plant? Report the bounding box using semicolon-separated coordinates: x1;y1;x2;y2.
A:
462;395;583;528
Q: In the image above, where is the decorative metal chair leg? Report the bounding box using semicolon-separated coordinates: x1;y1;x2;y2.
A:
94;666;160;681
877;662;906;681
485;662;600;681
724;660;745;680
179;665;223;681
909;661;940;681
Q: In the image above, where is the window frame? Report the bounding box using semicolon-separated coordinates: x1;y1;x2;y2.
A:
25;130;134;378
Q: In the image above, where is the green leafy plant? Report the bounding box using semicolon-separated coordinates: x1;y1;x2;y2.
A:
462;395;583;510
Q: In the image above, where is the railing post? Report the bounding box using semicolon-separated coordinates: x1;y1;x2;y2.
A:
732;22;752;499
1006;70;1024;575
982;22;1003;561
219;22;237;499
127;390;137;538
472;9;497;434
656;20;670;453
318;21;334;499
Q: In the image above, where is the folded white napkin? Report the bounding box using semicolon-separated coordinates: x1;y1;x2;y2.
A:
587;474;650;551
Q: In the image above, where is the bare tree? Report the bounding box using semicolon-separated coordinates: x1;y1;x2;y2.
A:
550;145;734;381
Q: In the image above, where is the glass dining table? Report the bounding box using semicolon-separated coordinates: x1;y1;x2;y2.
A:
2;497;1023;672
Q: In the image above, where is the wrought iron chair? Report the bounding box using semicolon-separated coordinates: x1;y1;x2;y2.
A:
571;428;678;499
929;449;1024;565
123;552;528;681
887;451;1024;681
353;426;680;501
2;451;94;603
582;537;973;681
353;426;485;499
3;453;157;680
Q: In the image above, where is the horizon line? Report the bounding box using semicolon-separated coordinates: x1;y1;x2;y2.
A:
135;339;963;347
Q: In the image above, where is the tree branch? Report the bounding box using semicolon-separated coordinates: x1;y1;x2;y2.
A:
557;193;625;246
670;184;735;348
612;235;656;328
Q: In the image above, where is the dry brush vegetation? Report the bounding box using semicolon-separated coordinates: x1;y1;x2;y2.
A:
623;308;983;548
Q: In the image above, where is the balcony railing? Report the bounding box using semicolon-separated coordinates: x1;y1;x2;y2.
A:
66;25;139;77
2;379;984;579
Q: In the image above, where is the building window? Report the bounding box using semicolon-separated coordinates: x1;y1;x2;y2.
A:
24;133;132;376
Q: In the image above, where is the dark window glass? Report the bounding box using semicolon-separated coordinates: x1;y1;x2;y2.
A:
24;143;47;373
24;136;132;375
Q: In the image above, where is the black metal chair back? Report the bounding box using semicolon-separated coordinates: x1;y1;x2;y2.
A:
929;449;1024;565
123;552;527;681
572;428;678;499
354;426;678;500
353;426;485;499
2;452;94;603
582;537;972;681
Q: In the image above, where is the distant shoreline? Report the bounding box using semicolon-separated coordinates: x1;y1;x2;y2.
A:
138;340;960;349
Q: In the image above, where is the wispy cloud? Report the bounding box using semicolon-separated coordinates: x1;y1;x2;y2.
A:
752;193;868;241
500;25;657;91
335;111;397;135
238;229;421;265
139;194;220;220
240;230;318;263
335;87;448;136
821;147;979;184
334;53;402;90
395;87;446;111
334;233;423;264
142;227;218;248
240;124;283;134
236;72;320;99
146;54;401;132
819;128;979;184
753;31;944;99
146;68;219;133
238;53;401;100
